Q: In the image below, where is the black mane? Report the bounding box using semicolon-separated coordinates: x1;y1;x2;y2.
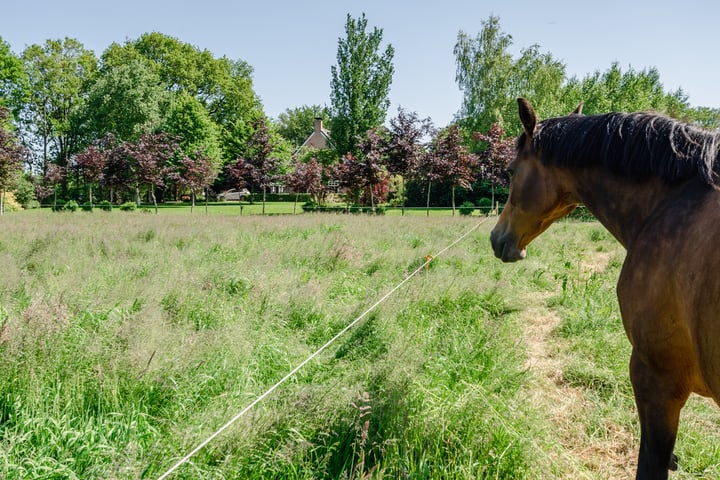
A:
527;112;720;185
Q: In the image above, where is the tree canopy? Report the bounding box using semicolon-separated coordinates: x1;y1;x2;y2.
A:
330;13;395;156
1;14;719;211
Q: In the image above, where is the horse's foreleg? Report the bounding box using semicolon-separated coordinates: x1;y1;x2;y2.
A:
630;349;689;480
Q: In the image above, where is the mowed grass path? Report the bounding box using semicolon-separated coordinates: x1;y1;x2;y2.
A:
0;211;718;479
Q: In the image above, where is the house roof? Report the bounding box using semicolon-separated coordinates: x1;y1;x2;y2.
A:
296;117;332;153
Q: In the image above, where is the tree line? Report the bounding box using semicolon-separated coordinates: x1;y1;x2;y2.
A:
0;14;717;214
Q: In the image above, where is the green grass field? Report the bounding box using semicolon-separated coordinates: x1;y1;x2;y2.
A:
0;211;717;479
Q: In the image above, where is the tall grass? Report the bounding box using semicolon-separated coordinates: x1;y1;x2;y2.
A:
0;211;532;479
0;212;718;479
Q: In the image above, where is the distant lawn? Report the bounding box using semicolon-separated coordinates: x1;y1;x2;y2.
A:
30;202;494;217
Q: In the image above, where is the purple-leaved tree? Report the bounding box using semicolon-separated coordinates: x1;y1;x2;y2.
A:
0;107;26;215
473;123;514;211
126;132;180;214
385;108;434;214
174;149;216;213
73;140;107;210
431;124;478;216
231;117;282;215
284;157;324;214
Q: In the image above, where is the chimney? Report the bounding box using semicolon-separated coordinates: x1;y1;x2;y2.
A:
314;117;323;134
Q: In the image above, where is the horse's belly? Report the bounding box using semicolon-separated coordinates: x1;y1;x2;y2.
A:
618;252;716;400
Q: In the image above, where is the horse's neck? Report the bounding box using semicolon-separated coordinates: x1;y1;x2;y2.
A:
571;168;675;248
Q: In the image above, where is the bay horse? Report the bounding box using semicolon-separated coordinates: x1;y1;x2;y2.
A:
491;98;720;479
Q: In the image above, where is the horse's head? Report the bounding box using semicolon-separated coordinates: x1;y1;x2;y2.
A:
490;98;581;262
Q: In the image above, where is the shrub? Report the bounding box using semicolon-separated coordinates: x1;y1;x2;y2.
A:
98;200;112;212
1;192;22;212
459;201;475;216
477;197;492;208
52;200;65;212
119;202;137;212
81;203;93;212
64;200;79;212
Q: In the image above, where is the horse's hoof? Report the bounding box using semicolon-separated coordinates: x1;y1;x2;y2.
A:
668;453;679;471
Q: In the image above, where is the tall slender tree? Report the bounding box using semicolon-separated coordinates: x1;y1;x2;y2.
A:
330;13;394;156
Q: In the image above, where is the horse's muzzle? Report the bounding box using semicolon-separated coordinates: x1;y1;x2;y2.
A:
490;229;526;263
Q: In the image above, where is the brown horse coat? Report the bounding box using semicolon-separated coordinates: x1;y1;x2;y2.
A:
491;98;720;479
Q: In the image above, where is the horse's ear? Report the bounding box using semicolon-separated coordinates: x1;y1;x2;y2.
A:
517;97;537;138
572;102;583;115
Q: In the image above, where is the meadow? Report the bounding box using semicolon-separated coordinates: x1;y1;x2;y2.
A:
0;210;718;479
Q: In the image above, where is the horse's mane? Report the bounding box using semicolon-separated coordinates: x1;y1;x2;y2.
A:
527;112;720;185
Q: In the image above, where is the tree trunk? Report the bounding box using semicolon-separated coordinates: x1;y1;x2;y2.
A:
491;183;496;215
89;185;94;210
151;184;158;215
191;191;195;213
401;176;405;216
205;188;209;215
426;180;432;217
135;185;141;207
0;189;4;215
262;186;267;215
294;193;299;215
452;186;456;216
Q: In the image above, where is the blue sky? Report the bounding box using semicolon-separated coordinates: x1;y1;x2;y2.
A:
4;0;719;127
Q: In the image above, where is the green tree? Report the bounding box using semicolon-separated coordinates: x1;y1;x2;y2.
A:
128;33;260;128
84;59;168;141
513;44;567;119
102;33;262;165
688;106;720;129
454;16;513;134
562;62;692;117
276;104;331;147
163;92;222;168
330;13;394;156
455;16;566;136
20;38;97;173
0;36;26;111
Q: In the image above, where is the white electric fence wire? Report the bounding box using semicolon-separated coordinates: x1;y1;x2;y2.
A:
156;218;488;480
